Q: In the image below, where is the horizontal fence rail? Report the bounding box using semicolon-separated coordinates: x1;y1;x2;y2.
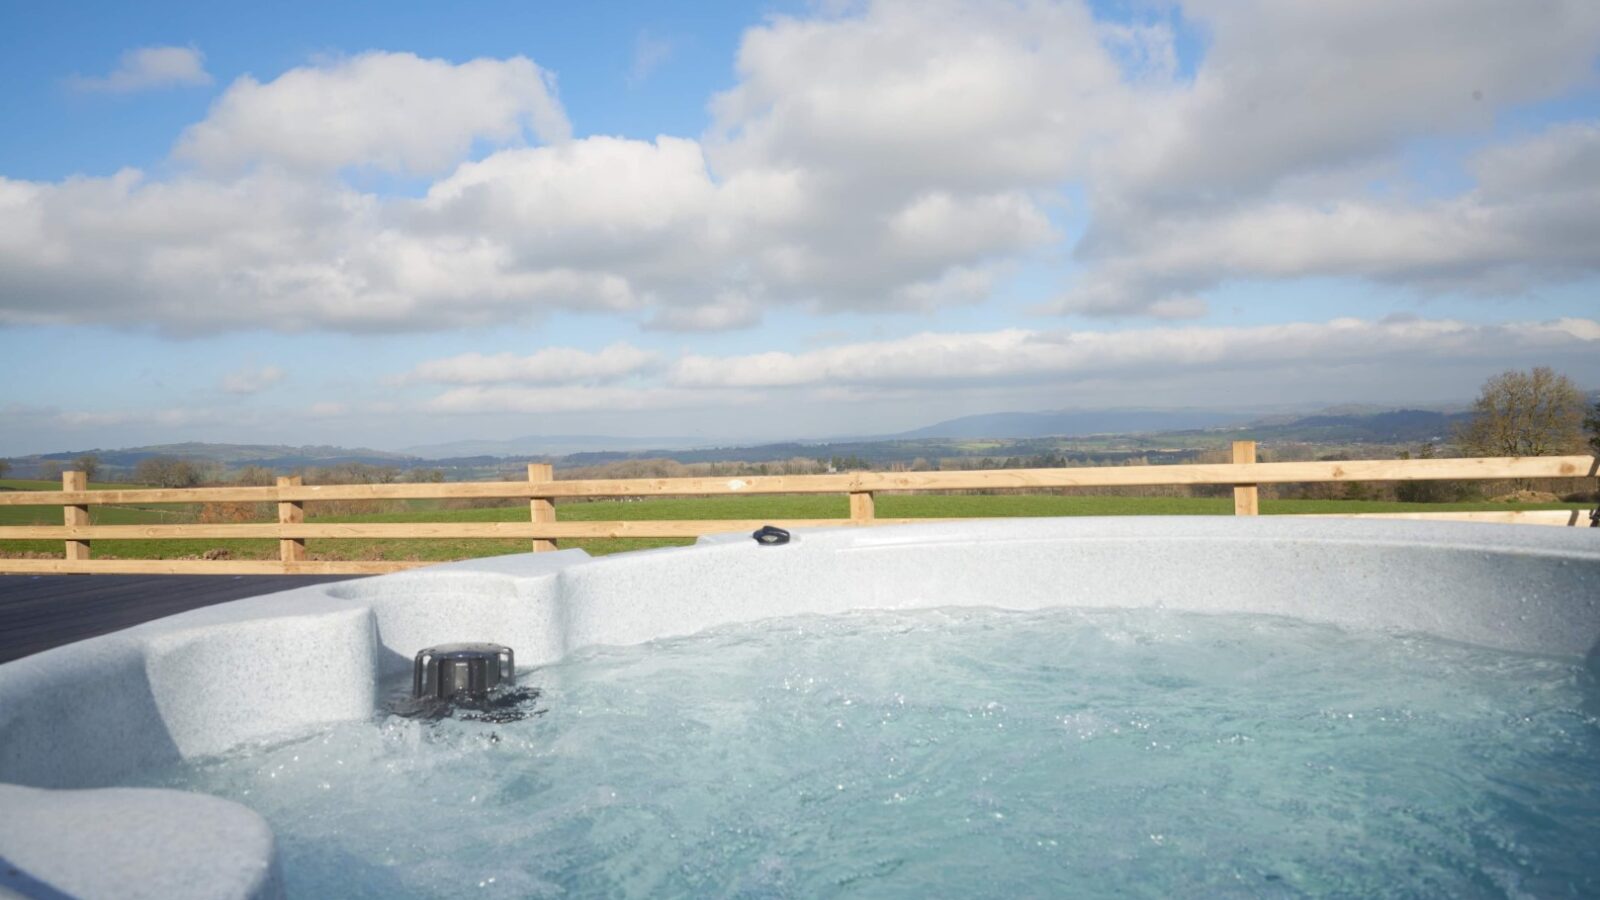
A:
3;455;1595;507
0;447;1594;575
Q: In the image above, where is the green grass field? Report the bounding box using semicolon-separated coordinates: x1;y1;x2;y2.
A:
0;478;148;492
0;479;195;530
0;479;1587;562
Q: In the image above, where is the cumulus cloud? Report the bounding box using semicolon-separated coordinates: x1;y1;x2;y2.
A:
176;52;570;175
221;364;285;394
1062;0;1600;315
5;2;1600;334
1113;0;1600;205
0;165;648;332
645;293;763;332
708;0;1127;188
68;46;212;93
418;136;717;271
693;0;1108;310
3;4;1114;333
408;342;658;385
1052;123;1600;315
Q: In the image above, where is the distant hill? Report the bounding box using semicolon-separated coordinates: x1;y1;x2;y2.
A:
10;399;1588;480
891;408;1257;440
12;442;421;477
403;434;703;459
1239;409;1471;444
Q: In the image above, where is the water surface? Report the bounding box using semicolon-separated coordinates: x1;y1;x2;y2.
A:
138;607;1600;897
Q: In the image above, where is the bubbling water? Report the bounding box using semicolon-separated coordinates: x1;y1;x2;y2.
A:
136;607;1600;898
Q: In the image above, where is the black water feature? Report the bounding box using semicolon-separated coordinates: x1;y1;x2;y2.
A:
388;642;540;722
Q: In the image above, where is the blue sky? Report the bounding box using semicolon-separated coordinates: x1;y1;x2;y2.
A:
2;0;1598;456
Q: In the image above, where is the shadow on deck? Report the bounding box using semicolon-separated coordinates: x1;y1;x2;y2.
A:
0;575;363;664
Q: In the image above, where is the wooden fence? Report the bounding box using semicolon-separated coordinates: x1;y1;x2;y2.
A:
0;444;1594;575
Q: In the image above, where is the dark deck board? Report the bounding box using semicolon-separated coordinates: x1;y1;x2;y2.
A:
0;575;363;663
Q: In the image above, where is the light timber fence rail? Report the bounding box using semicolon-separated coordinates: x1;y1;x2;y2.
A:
1;444;1594;575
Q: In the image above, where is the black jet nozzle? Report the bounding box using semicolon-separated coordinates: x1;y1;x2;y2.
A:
413;643;514;700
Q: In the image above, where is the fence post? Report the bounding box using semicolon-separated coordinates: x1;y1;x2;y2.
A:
1231;440;1259;516
849;490;876;525
529;463;557;552
277;476;306;566
62;471;90;561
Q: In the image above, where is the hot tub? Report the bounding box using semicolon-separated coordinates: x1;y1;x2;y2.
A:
2;517;1597;897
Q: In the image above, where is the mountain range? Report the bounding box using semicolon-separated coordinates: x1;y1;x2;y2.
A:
886;407;1261;440
2;403;1520;479
401;434;705;459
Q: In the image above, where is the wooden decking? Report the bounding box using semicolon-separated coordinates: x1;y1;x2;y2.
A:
0;575;362;663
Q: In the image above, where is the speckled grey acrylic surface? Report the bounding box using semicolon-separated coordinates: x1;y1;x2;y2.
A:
0;784;280;900
1;517;1597;899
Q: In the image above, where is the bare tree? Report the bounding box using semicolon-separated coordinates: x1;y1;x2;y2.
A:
307;462;400;485
233;465;278;486
1585;397;1600;456
1457;368;1586;457
74;454;101;481
0;459;10;480
134;456;203;488
38;461;64;481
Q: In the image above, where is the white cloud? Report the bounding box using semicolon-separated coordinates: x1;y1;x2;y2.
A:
175;52;570;175
8;316;1597;451
645;292;762;332
221;364;285;394
69;46;212;93
0;168;386;331
1103;0;1600;206
0;166;647;332
1470;121;1600;197
708;0;1128;188
690;0;1114;311
56;407;212;428
5;2;1600;334
393;316;1600;417
408;343;658;385
1052;123;1600;316
419;136;717;269
423;385;754;414
1064;0;1600;315
667;317;1600;389
629;31;674;85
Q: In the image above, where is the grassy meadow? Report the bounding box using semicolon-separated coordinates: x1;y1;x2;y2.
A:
0;479;1587;563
